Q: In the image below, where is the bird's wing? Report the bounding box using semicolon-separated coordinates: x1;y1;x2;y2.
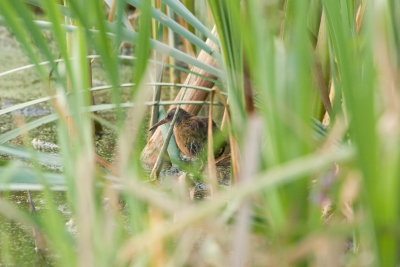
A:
182;118;207;156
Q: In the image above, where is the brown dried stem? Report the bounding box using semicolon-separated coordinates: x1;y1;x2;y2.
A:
207;89;218;190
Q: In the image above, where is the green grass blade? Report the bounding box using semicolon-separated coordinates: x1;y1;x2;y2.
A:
0;144;61;167
127;0;220;58
162;0;219;45
0;114;58;144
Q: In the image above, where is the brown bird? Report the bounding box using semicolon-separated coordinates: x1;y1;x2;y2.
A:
149;108;225;159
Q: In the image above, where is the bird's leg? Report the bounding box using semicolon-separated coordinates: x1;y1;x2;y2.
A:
199;159;205;172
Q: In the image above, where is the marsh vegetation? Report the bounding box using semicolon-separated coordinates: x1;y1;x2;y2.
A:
0;0;400;266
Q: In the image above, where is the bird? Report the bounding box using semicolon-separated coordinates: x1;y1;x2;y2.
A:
149;108;225;160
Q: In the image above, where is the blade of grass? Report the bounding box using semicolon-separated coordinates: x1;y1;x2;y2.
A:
126;0;220;58
162;0;219;45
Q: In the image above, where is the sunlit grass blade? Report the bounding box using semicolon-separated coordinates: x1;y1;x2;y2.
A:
162;0;219;45
0;96;53;116
0;114;58;144
0;55;221;84
0;165;65;191
127;0;220;58
0;17;223;78
207;0;245;131
113;23;224;78
0;144;62;167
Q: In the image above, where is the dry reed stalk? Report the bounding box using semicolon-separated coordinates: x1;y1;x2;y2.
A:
355;0;366;33
148;208;167;267
102;179;121;239
65;11;75;138
230;115;262;267
107;0;117;22
371;0;399;115
207;89;218;191
215;90;240;182
314;11;332;120
177;15;196;57
87;56;102;142
313;56;331;117
95;154;119;174
76;150;95;267
47;69;77;134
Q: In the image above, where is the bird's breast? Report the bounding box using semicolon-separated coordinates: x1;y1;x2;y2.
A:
173;122;206;157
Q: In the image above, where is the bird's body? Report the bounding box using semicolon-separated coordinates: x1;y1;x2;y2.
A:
149;108;225;159
173;112;221;158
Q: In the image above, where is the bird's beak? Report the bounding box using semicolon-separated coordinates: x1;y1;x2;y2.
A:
149;117;168;131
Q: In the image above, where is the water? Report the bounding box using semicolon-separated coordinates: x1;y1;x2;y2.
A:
1;99;52;117
0;191;68;267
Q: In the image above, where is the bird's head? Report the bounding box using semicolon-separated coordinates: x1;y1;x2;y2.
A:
149;108;191;131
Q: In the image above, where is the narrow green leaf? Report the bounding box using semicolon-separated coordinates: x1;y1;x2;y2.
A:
162;0;219;45
127;0;220;58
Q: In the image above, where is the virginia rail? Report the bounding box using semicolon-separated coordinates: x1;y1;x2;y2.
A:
149;108;225;159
